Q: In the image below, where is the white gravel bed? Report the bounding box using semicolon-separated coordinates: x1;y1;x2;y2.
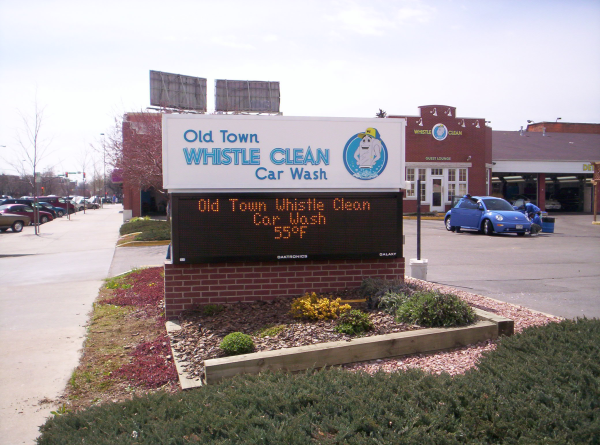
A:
343;277;563;376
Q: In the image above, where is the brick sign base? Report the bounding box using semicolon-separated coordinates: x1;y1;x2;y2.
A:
164;258;405;319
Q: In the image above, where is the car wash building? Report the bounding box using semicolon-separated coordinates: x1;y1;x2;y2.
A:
492;123;600;212
389;107;599;214
389;105;492;213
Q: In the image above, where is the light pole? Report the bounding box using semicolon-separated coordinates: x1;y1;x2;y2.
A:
101;133;105;208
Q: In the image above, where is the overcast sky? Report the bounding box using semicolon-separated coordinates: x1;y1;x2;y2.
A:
1;0;599;175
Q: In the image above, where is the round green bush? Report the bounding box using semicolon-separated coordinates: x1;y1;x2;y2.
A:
395;291;475;328
219;332;254;356
334;310;374;336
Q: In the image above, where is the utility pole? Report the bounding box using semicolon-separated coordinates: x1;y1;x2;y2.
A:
101;133;105;209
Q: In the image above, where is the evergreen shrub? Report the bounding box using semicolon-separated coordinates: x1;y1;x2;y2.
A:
255;324;288;338
334;310;374;335
133;225;171;241
396;291;475;327
290;292;351;320
201;304;225;317
120;219;170;238
219;332;254;356
36;319;600;445
359;277;417;310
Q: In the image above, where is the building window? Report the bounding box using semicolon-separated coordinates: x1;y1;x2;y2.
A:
448;183;456;200
431;168;443;176
405;168;427;200
447;168;468;201
418;169;426;202
406;168;415;197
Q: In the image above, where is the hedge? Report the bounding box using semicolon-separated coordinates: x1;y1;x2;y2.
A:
37;318;600;444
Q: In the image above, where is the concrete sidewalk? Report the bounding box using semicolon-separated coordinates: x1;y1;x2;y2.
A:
0;206;124;445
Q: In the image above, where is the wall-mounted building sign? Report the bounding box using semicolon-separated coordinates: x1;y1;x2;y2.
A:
413;124;463;139
162;115;406;192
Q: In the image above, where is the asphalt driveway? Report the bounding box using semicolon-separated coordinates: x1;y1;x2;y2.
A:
403;213;600;319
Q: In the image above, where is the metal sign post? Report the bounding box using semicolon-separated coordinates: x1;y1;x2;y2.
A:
417;178;421;260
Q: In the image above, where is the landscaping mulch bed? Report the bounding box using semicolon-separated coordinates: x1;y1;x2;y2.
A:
170;289;423;382
170;279;563;383
61;267;562;413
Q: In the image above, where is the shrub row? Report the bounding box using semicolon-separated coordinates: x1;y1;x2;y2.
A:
38;318;600;444
120;218;171;241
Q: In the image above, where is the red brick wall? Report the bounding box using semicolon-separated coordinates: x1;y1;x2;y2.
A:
122;182;141;218
164;258;405;319
390;105;492;213
527;122;600;134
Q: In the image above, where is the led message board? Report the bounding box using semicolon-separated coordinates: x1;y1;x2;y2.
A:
171;193;402;264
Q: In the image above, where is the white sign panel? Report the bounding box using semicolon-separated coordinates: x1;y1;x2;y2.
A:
162;115;406;192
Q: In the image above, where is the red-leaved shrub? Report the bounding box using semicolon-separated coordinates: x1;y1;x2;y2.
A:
112;334;177;389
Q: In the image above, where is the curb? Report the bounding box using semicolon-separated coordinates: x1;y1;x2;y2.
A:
166;320;201;389
403;216;444;220
117;240;171;247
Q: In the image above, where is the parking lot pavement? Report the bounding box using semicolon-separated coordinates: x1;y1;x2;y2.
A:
0;206;123;445
403;213;600;319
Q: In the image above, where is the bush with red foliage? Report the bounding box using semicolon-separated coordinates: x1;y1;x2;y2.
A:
102;267;179;389
102;268;164;317
112;334;178;389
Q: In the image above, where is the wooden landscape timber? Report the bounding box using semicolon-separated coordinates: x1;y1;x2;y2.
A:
195;309;513;386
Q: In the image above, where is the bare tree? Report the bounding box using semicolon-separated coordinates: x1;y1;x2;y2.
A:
7;100;54;234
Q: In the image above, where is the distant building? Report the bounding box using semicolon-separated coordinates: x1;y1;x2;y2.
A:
389;107;599;213
389;105;492;214
492;122;600;212
121;112;166;220
120;107;600;219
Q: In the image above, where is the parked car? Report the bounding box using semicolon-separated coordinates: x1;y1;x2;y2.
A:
445;195;531;236
72;197;85;211
0;204;54;224
510;194;537;207
37;201;65;217
31;196;76;214
85;200;100;210
73;196;99;210
0;212;31;232
0;198;59;218
0;198;28;206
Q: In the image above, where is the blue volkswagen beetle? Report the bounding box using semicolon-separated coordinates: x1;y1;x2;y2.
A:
445;195;531;236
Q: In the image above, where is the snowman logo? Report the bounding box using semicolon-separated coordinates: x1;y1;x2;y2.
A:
432;123;448;141
343;127;388;180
